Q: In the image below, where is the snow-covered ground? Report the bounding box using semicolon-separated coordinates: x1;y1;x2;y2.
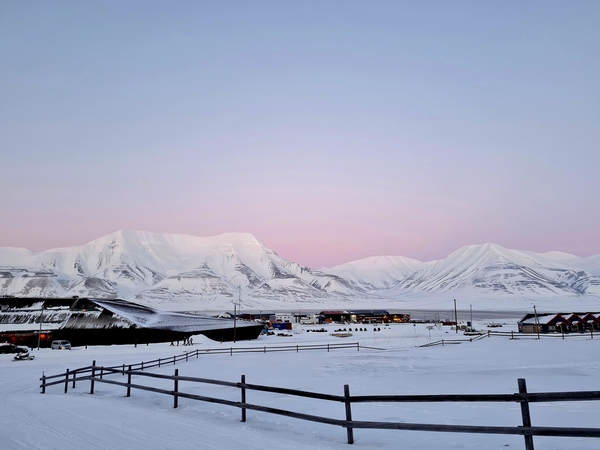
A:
2;319;599;449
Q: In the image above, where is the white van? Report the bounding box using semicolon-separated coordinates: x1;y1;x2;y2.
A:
51;340;71;350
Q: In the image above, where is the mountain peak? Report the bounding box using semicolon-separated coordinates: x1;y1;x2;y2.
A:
449;243;515;261
1;233;599;306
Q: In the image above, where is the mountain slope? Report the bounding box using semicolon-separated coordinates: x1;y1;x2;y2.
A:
322;256;432;291
389;243;600;298
0;230;366;308
1;234;599;308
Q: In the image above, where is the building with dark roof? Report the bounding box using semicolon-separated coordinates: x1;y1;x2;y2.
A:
0;297;263;347
517;312;600;334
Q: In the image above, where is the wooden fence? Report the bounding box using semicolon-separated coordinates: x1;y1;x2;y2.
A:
45;341;370;376
418;329;596;348
40;364;600;450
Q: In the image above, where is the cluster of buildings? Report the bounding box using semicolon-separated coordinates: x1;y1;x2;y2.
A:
518;312;600;334
12;295;595;346
236;310;410;325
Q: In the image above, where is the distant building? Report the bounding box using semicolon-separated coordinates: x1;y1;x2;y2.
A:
348;310;387;323
317;310;410;323
318;311;351;323
270;313;294;323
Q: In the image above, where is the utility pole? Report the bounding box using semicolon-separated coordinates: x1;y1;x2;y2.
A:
533;304;540;339
37;304;44;350
233;287;241;343
233;302;237;343
470;304;473;330
454;298;458;334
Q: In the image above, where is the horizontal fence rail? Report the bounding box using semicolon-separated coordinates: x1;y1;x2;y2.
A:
418;329;595;348
40;363;600;449
40;341;373;386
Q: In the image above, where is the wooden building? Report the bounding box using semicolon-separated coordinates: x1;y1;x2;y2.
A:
518;312;600;334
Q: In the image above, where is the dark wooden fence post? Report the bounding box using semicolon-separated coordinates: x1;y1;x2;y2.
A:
518;378;535;450
230;347;233;356
141;361;144;370
122;364;125;375
327;343;330;352
64;369;69;394
241;374;247;422
127;365;132;397
90;360;96;394
357;342;360;352
158;358;161;367
41;372;46;394
173;355;176;365
344;384;354;444
173;369;179;408
72;369;77;388
99;367;104;380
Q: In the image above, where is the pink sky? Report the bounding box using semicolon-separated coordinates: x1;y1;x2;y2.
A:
1;1;599;268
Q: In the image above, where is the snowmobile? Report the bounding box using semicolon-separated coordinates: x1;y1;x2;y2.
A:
13;351;35;361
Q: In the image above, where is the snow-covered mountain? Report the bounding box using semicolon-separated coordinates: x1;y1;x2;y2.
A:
1;233;599;309
0;231;363;309
388;243;600;299
322;256;434;291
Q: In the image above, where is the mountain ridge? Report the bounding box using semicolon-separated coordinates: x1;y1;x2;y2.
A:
1;231;599;309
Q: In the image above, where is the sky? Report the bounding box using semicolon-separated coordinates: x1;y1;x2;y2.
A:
1;1;599;268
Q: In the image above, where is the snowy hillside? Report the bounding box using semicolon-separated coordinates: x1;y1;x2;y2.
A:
1;234;599;309
389;243;600;299
322;256;433;291
0;231;364;309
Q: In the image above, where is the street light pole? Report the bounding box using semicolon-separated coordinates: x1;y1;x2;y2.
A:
470;304;473;330
454;298;458;334
233;302;237;343
233;287;242;343
533;304;540;339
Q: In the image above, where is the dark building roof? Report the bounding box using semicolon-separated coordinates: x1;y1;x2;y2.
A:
518;312;600;325
0;297;262;345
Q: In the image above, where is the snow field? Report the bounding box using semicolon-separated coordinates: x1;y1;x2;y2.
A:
2;321;600;449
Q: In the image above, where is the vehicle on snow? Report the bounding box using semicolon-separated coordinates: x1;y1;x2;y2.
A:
0;343;29;354
13;351;35;361
51;340;72;350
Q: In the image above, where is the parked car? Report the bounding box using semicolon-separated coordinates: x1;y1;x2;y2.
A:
0;344;29;354
51;340;71;350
